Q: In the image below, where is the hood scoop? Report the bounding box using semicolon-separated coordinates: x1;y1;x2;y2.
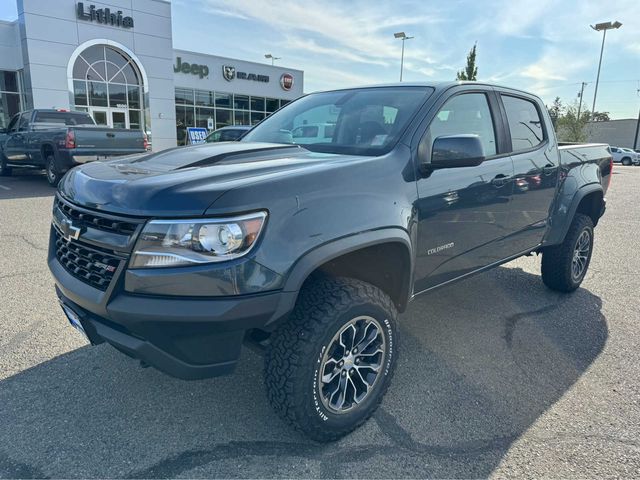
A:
180;144;305;169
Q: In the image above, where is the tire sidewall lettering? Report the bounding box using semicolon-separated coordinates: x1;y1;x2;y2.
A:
311;313;395;422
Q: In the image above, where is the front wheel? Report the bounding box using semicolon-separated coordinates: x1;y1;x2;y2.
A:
621;157;632;166
264;277;398;442
45;154;61;187
541;213;594;292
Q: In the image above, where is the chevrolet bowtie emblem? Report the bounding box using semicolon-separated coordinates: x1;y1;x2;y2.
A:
54;212;82;242
60;217;81;241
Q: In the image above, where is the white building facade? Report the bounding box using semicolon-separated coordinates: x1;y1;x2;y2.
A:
0;0;304;150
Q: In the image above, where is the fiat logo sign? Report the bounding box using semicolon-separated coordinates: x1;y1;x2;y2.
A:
280;73;294;91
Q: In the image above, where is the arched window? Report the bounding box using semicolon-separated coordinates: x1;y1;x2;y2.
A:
71;45;143;130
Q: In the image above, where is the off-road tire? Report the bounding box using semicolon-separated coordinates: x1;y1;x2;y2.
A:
264;277;398;442
621;157;632;166
541;213;594;292
0;152;12;176
45;153;61;187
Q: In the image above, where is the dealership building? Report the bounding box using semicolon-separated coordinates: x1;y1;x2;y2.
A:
0;0;304;150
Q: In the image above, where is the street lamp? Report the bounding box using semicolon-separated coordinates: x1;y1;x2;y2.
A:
590;21;622;115
394;32;414;82
264;54;281;66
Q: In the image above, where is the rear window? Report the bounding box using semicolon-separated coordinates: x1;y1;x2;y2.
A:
33;111;95;126
501;95;545;152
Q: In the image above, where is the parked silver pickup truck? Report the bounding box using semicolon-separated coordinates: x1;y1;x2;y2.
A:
0;109;147;186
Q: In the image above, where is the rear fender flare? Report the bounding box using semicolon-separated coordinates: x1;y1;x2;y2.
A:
544;183;603;246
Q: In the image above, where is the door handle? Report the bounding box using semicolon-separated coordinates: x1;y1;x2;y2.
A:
106;132;115;138
491;174;509;188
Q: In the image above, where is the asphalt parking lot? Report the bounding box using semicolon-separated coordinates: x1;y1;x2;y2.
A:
0;166;639;478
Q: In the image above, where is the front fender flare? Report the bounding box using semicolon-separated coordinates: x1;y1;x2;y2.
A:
265;228;413;328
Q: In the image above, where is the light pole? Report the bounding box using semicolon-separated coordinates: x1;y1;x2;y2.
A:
264;54;281;66
577;81;587;120
590;21;622;116
394;32;414;82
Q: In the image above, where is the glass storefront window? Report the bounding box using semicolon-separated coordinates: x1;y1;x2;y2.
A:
88;81;108;107
174;87;297;143
175;88;194;105
175;105;195;146
196;107;214;128
251;96;265;112
73;80;87;106
0;92;21;129
216;109;232;129
234;95;249;111
280;99;290;108
215;93;231;108
234;110;250;125
251;111;265;125
0;71;19;92
266;98;279;113
108;83;127;108
72;45;146;134
195;90;214;107
129;110;140;129
127;86;141;109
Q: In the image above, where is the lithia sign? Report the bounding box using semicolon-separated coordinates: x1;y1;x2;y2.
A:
76;2;134;28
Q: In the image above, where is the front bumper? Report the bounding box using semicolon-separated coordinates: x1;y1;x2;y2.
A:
51;256;295;379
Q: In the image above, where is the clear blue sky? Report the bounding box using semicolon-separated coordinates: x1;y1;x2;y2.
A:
2;0;638;118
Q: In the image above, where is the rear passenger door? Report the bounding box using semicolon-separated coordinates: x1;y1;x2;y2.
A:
499;93;559;252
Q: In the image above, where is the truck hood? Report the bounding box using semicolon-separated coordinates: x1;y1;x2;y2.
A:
59;142;362;216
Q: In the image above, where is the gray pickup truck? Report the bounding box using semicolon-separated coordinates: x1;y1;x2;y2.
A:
0;109;147;186
49;82;612;441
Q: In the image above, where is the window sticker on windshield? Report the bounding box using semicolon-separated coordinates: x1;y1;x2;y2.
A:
371;134;388;146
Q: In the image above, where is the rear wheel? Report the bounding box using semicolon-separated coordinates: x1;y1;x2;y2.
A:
0;153;12;176
541;213;594;292
264;277;398;442
45;154;61;187
621;157;632;166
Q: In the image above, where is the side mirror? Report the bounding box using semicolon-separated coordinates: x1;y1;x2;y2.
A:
430;135;486;169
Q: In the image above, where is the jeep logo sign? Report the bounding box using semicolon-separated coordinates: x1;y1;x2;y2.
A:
280;73;294;91
174;57;209;79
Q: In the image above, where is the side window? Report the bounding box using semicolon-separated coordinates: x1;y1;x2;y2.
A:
206;131;221;142
426;93;497;157
18;113;30;131
501;95;544;152
6;114;19;132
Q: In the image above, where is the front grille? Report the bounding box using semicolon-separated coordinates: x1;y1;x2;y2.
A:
54;230;123;291
56;198;138;235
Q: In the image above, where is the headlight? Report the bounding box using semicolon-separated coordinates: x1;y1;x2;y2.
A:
130;211;267;268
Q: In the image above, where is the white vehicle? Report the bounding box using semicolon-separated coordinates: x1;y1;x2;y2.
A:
291;123;336;144
610;146;640;166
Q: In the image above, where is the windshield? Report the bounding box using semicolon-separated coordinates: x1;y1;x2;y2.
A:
241;86;433;156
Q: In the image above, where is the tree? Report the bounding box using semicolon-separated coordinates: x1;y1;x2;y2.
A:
456;43;478;81
556;102;590;142
547;97;563;129
591;111;610;122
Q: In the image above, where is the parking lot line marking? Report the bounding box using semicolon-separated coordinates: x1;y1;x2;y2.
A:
0;184;11;190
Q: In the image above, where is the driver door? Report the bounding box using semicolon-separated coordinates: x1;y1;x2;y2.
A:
3;113;28;162
413;89;515;293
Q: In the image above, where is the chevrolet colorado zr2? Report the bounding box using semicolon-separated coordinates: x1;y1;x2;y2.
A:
48;82;612;441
